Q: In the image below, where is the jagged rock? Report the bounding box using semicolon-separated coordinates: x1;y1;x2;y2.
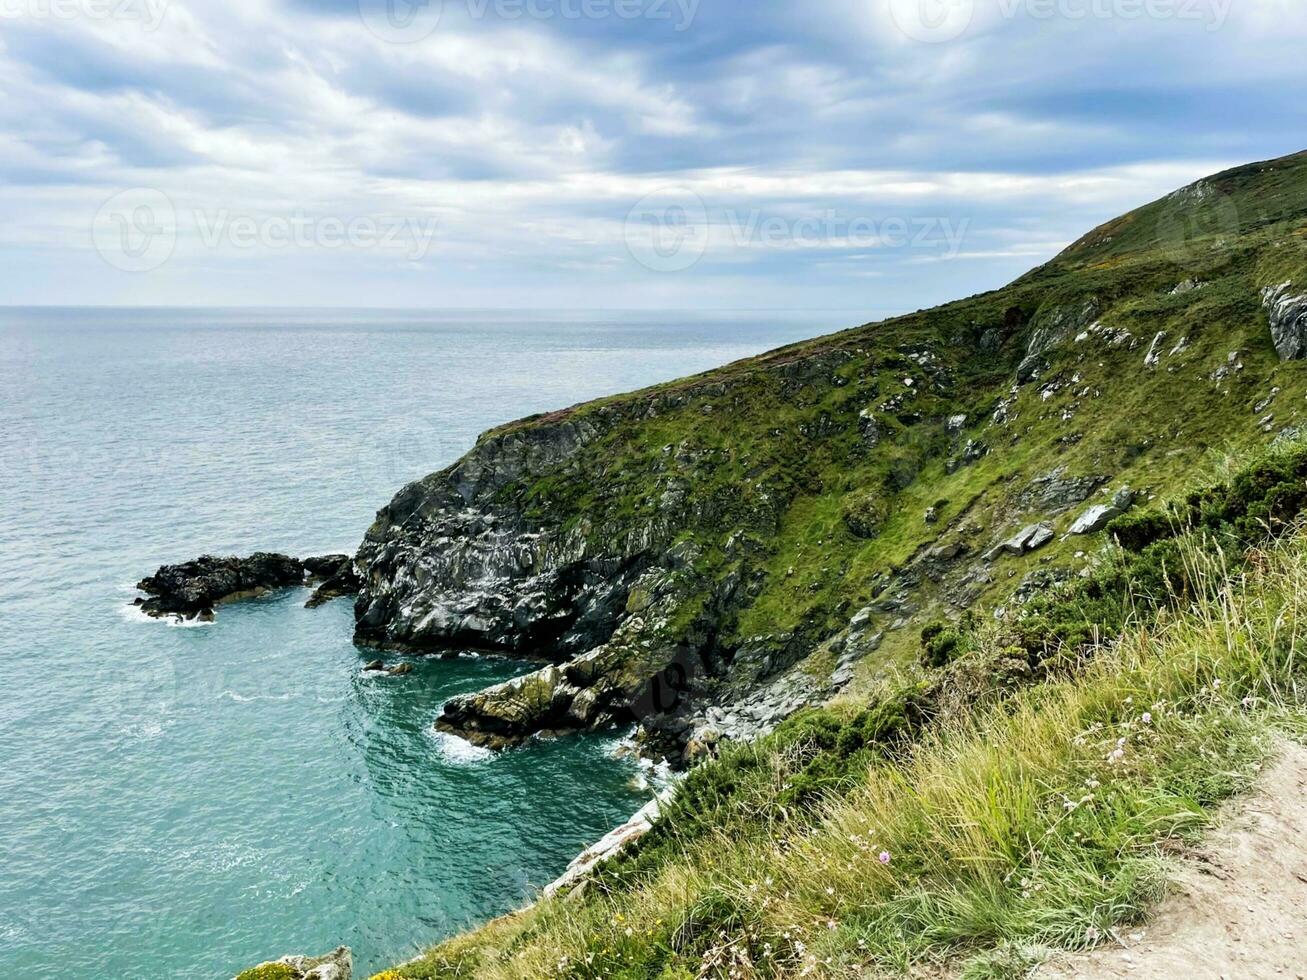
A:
234;946;351;980
858;408;882;446
986;523;1054;561
363;659;385;672
1068;503;1123;536
947;439;989;473
388;663;414;677
136;553;307;619
1144;331;1168;369
544;795;667;898
1262;282;1307;360
438;665;577;749
1017;298;1099;382
305;557;362;609
849;606;875;630
926;541;967;562
1021;467;1105;513
135;553;357;620
1254;388;1281;414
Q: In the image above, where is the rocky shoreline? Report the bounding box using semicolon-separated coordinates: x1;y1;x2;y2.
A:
133;552;359;621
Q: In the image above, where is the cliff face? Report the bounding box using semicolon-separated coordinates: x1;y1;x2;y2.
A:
348;149;1307;761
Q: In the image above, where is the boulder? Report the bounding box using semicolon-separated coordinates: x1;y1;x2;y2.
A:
1068;503;1122;536
437;664;578;749
986;523;1054;561
1262;282;1307;360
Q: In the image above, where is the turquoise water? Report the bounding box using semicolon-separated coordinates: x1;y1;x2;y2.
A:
0;308;836;979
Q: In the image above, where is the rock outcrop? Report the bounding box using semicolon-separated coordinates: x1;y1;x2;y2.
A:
985;523;1054;561
234;946;351;980
543;795;668;898
136;553;355;620
350;363;833;753
1262;282;1307;360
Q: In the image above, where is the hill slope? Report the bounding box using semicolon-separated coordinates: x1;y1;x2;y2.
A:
346;149;1307;764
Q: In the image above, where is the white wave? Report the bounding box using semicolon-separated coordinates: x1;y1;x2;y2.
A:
119;719;168;740
632;756;676;793
218;690;296;703
117;602;214;628
430;729;495;765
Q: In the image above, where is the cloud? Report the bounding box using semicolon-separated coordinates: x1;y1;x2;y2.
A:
0;0;1300;308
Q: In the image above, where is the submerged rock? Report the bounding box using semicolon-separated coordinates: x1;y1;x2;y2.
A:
234;946;351;980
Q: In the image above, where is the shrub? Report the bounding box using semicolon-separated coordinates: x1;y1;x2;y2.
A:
920;620;965;668
842;489;890;539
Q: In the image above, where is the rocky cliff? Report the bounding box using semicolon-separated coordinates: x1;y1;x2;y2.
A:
347;149;1307;762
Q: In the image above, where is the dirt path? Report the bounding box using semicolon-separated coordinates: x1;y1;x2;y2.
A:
1037;740;1307;980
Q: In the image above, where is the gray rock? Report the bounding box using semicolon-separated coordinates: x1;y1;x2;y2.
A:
1068;503;1123;536
858;408;882;446
1253;388;1281;414
1143;331;1168;369
1263;283;1307;360
1025;524;1055;551
235;947;351;980
849;606;875;630
1171;278;1205;295
1021;467;1105;513
987;523;1054;561
1259;283;1301;360
1017;297;1100;382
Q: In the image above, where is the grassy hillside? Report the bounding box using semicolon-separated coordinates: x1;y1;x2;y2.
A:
359;151;1307;977
374;438;1307;980
395;149;1307;756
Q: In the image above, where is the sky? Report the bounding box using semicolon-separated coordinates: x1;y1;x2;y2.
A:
1;0;1305;310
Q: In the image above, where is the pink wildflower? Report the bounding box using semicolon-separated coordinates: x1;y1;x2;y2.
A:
878;851;891;865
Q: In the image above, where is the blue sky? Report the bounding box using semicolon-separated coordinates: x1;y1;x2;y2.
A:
1;0;1304;309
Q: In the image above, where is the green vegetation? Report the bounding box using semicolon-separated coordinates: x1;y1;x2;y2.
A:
369;153;1307;977
235;965;298;980
468;151;1307;694
376;426;1307;980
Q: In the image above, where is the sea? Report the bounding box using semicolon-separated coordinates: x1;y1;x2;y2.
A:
0;307;854;978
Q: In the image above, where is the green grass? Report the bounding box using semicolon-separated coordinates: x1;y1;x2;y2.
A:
365;151;1307;977
377;450;1307;978
235;965;299;980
